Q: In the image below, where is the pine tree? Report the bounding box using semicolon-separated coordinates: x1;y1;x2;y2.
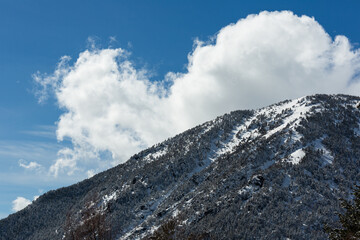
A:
325;185;360;239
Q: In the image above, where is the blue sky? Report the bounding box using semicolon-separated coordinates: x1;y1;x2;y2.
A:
1;0;360;219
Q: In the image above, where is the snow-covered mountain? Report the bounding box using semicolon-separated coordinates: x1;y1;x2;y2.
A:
1;94;360;239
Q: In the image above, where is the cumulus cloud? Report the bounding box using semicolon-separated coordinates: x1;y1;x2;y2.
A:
34;11;360;176
12;197;32;212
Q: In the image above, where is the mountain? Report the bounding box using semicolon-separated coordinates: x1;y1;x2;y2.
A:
1;94;360;240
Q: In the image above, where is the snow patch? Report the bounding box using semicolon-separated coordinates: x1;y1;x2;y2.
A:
205;96;321;164
143;147;168;163
102;191;119;205
263;98;316;139
214;125;246;157
313;138;334;165
201;122;216;135
172;209;180;217
321;148;334;165
238;185;254;195
288;149;305;164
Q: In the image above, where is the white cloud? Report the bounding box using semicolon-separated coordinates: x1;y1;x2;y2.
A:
34;11;360;176
11;196;39;212
18;159;42;170
33;56;70;104
49;148;81;177
87;169;95;178
12;197;32;212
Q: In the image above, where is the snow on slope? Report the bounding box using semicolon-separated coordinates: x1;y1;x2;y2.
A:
139;96;328;170
209;96;320;165
143;147;168;163
103;96;345;239
289;149;305;164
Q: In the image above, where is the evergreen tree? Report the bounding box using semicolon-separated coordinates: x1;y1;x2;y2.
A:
325;185;360;239
64;193;112;240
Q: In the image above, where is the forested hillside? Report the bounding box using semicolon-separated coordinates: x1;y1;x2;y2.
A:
1;94;360;240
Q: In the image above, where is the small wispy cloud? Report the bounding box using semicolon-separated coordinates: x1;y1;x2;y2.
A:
109;36;117;43
33;56;71;104
21;125;57;139
0;140;60;162
18;159;42;170
0;140;66;180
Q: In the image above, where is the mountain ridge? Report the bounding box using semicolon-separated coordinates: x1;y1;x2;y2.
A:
1;94;360;239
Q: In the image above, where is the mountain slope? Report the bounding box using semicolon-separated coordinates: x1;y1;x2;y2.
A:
1;94;360;239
